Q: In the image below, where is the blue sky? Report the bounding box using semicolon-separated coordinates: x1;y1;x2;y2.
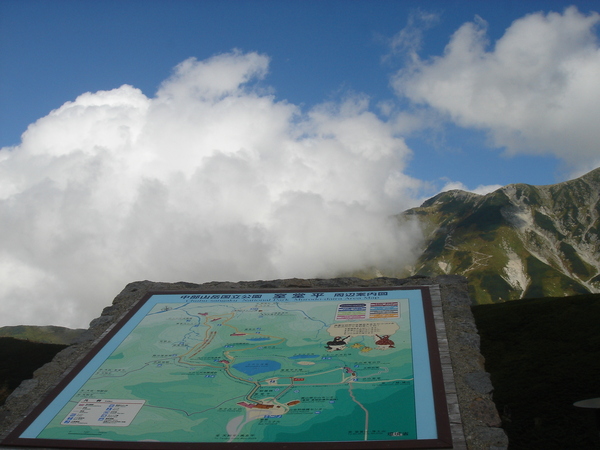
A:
0;1;599;327
2;0;598;188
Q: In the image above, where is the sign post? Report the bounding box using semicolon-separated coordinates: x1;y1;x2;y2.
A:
3;286;452;449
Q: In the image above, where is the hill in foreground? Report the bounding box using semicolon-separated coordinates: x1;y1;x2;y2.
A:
472;293;600;449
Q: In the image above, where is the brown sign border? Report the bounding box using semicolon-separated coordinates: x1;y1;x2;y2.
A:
3;286;452;449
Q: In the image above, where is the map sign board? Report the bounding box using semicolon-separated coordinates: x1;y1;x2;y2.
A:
3;287;452;449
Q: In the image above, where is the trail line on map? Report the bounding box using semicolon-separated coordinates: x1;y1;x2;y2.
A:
179;330;217;361
144;394;247;417
274;303;328;330
347;381;369;441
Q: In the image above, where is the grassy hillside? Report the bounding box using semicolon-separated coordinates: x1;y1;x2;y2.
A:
472;294;600;449
0;325;84;345
403;168;600;305
0;337;67;406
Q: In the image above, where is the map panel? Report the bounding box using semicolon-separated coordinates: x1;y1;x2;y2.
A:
5;287;451;448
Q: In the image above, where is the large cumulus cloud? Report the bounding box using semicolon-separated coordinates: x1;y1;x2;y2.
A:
394;6;600;175
0;51;424;328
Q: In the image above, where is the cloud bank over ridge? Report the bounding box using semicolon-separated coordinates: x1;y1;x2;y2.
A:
0;51;424;328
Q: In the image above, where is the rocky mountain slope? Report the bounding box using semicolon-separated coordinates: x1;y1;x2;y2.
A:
403;167;600;303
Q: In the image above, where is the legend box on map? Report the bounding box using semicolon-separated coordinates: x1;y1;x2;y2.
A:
335;301;400;320
62;399;145;427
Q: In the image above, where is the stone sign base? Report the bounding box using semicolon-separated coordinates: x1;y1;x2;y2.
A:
0;275;508;449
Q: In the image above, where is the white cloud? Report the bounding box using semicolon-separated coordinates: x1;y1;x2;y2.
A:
388;9;440;61
439;179;502;196
394;6;600;175
0;51;424;328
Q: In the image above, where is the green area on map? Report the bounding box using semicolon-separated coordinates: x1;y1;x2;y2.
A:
37;298;416;443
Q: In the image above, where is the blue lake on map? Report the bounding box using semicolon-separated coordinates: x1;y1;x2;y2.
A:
233;360;282;376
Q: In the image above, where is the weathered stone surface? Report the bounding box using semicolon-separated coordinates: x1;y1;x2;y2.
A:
5;379;38;399
458;331;482;350
0;276;508;449
469;397;502;427
465;372;494;395
470;426;509;450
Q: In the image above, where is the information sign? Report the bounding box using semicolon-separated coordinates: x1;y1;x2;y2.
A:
2;287;452;449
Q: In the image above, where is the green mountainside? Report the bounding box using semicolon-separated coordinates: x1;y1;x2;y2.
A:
0;325;84;345
403;167;600;304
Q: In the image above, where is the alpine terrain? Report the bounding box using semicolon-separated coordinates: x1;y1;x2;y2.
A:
403;167;600;304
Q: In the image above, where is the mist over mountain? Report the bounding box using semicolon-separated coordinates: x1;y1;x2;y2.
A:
403;167;600;303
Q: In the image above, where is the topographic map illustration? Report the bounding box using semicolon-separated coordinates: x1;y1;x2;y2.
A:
21;290;438;444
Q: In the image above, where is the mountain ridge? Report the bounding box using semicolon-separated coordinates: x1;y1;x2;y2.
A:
404;167;600;303
0;325;85;346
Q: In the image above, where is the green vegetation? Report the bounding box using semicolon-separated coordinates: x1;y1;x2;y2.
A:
559;241;592;279
452;250;473;273
423;233;447;259
523;256;590;298
436;192;478;217
472;294;600;449
0;337;67;406
514;184;542;206
0;325;84;345
459;191;510;233
403;167;600;306
478;271;514;302
533;210;564;239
